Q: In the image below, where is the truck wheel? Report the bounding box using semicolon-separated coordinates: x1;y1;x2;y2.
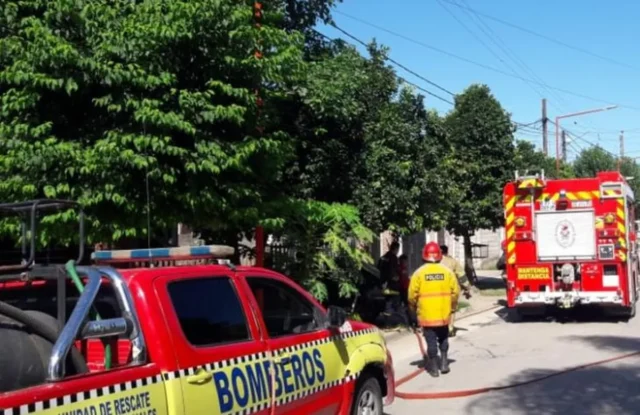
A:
624;302;636;321
350;375;383;415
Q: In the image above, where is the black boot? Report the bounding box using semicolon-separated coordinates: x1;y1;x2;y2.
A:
427;357;440;378
440;351;450;374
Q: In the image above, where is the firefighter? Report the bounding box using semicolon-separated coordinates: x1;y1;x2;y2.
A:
408;242;461;377
440;244;470;337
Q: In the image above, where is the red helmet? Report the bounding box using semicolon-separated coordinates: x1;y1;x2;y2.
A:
422;242;442;262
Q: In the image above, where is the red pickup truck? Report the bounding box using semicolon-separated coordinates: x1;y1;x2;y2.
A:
0;200;395;415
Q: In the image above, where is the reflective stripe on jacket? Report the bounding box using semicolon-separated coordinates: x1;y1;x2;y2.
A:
408;262;460;327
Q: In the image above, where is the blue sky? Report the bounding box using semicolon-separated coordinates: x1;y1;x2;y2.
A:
317;0;640;162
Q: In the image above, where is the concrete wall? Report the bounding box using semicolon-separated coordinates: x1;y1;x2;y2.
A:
377;227;505;275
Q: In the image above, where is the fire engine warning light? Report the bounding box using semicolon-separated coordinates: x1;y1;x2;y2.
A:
91;245;235;262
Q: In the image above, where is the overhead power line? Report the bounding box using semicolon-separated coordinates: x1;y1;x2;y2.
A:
329;24;455;97
436;0;556;108
445;0;573;117
438;0;640;73
315;29;455;105
333;10;640;111
564;129;617;158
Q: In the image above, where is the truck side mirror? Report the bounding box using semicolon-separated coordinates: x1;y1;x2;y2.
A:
327;306;347;329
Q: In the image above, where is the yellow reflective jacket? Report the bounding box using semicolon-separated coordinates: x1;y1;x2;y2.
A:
408;262;460;327
441;255;468;285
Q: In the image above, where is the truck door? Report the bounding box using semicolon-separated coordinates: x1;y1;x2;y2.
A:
154;271;272;415
239;273;347;415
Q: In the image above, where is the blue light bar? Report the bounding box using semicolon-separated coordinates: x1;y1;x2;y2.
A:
91;245;235;263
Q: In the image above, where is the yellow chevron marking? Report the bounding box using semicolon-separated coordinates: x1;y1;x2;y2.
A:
619;238;627;249
619;252;627;262
507;227;515;239
505;197;516;210
508;254;516;264
618;222;626;234
507;241;516;252
592;191;600;198
506;212;515;226
617;208;625;219
617;198;625;206
577;191;592;199
517;178;544;189
566;192;578;201
595;217;604;229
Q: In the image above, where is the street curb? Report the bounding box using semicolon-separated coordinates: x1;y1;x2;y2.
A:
381;303;503;343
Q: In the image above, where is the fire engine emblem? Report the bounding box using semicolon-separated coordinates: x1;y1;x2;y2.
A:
555;220;576;248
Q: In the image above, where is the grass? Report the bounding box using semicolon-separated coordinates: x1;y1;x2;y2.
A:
479;256;501;270
457;300;471;311
477;288;506;297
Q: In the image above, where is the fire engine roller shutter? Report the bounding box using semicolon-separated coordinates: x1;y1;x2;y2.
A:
536;210;597;261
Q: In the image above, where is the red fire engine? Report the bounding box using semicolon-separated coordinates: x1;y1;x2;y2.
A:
503;170;639;318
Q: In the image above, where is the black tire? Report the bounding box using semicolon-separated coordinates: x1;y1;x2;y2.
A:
350;375;383;415
624;301;636;321
512;307;546;322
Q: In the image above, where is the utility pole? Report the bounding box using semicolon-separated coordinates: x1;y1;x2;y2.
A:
618;130;625;171
561;130;567;162
542;98;548;155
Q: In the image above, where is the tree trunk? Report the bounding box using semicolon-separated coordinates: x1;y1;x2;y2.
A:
462;229;476;285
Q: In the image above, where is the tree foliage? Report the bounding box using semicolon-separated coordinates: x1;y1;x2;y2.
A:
513;140;574;179
445;84;515;234
443;84;515;276
573;146;617;178
573;148;640;207
0;0;304;244
281;42;454;235
267;200;373;302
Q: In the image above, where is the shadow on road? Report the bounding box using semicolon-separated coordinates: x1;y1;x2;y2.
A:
473;275;505;291
562;334;640;354
465;335;640;414
465;365;640;414
495;306;628;325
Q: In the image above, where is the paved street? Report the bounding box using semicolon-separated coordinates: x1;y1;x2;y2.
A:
385;303;640;414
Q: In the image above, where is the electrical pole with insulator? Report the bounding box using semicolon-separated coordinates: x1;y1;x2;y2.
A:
618;130;625;171
542;98;548;155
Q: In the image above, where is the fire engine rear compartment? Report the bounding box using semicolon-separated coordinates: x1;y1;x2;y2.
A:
504;171;637;316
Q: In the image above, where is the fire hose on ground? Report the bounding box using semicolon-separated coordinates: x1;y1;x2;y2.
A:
394;305;640;400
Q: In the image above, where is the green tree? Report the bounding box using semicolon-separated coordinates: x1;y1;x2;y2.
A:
265;200;374;302
444;84;515;279
0;0;304;244
353;88;454;235
619;157;640;207
573;146;617;178
282;41;454;235
513;140;574;179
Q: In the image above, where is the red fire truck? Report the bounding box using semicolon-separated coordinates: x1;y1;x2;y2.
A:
503;170;639;318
